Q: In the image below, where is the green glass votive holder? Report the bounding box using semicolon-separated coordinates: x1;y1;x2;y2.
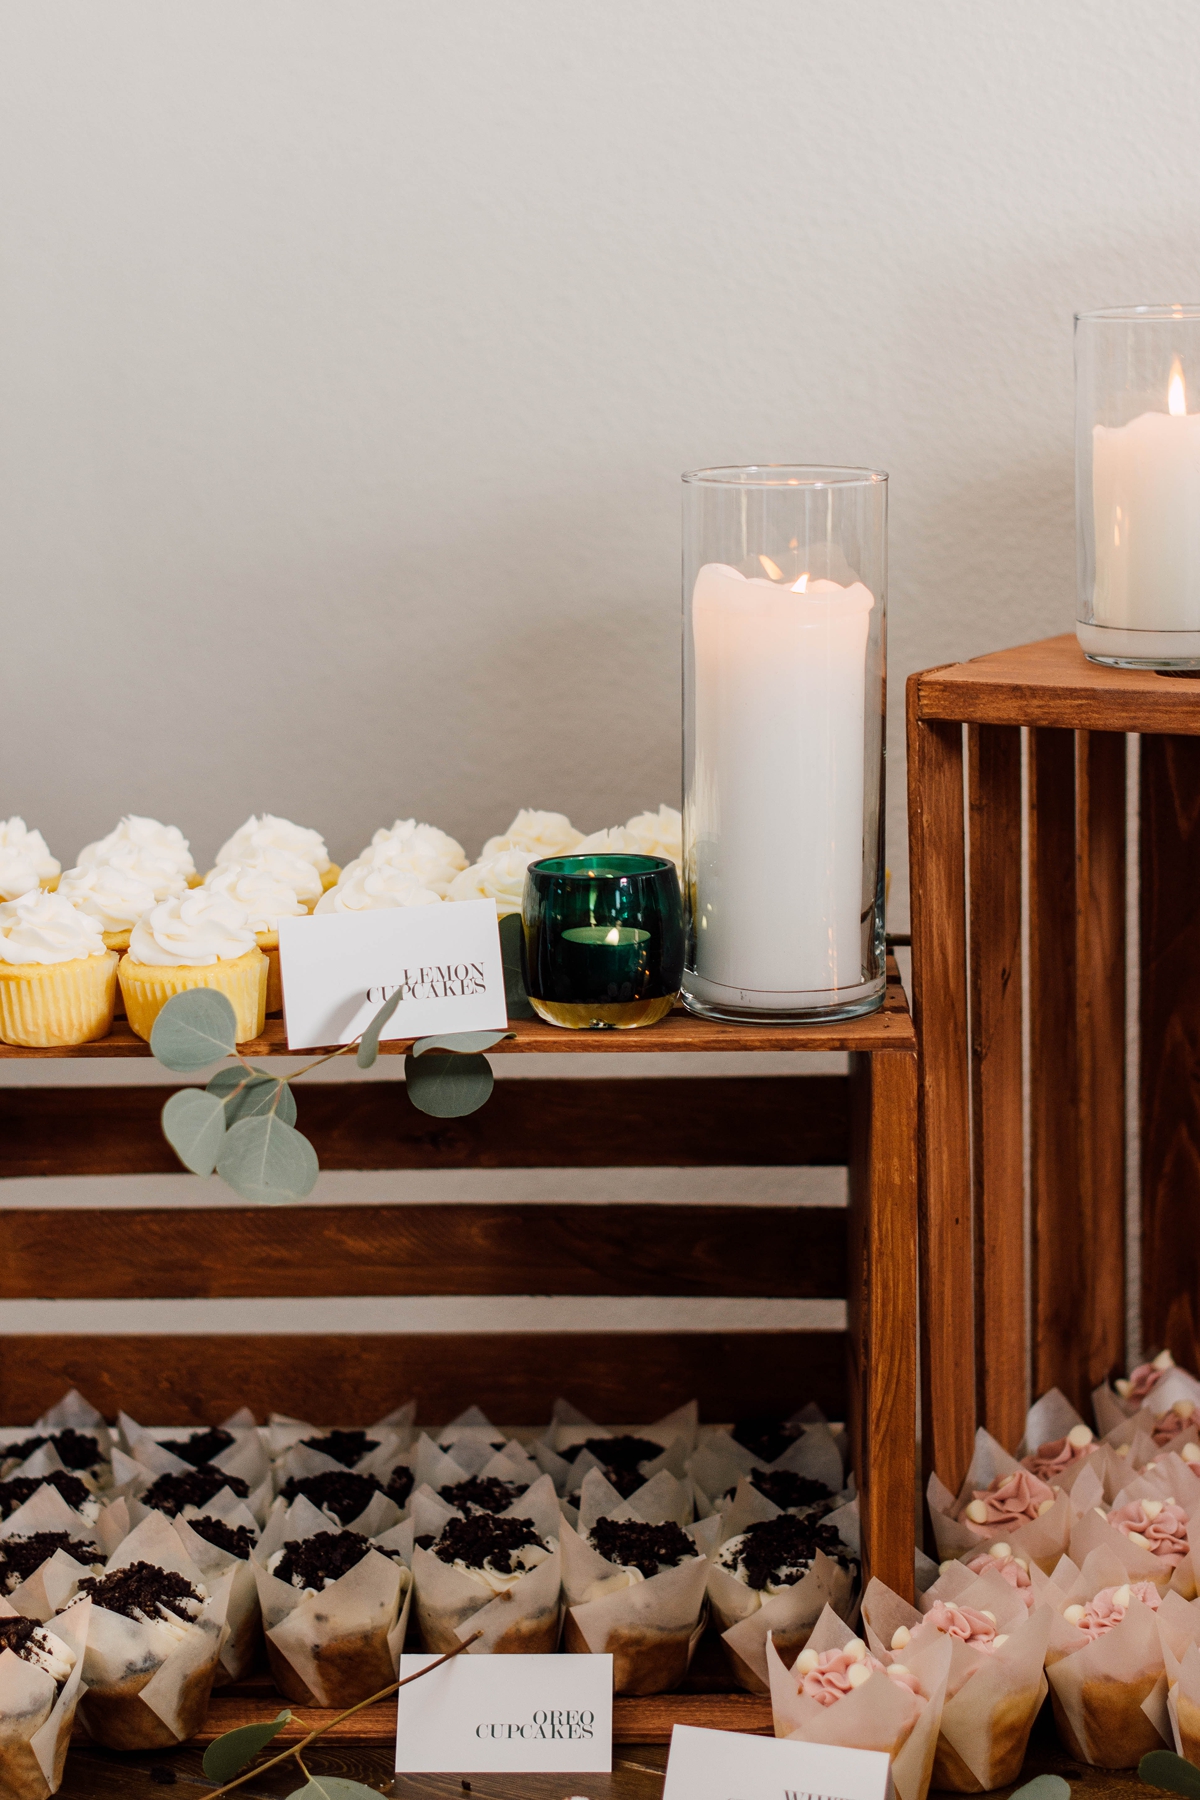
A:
521;854;685;1030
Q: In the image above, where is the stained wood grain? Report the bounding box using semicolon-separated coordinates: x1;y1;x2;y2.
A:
0;1075;849;1177
847;1048;917;1599
1028;728;1081;1407
1140;734;1200;1370
967;724;1025;1450
0;1202;848;1300
907;694;974;1496
917;632;1200;735
1075;732;1127;1392
0;1330;848;1425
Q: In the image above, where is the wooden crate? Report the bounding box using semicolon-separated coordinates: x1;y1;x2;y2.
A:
0;973;917;1740
907;630;1200;1493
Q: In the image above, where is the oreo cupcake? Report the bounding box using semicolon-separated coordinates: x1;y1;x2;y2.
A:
277;1470;388;1530
0;1427;108;1483
252;1526;411;1708
412;1482;562;1655
0;1532;102;1597
560;1437;667;1499
0;1603;89;1800
173;1508;263;1687
140;1465;250;1519
0;1470;100;1527
707;1497;857;1694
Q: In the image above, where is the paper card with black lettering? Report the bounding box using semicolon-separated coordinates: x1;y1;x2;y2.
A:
661;1724;893;1800
393;1651;612;1774
277;899;508;1050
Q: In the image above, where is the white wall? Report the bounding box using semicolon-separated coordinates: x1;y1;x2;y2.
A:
5;0;1200;920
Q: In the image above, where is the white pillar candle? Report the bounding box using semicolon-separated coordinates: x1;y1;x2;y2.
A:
1093;361;1200;629
689;561;874;1001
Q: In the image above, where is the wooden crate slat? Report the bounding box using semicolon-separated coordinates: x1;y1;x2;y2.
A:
0;1330;847;1425
0;1202;848;1301
967;723;1026;1450
0;1076;849;1177
916;633;1200;734
907;698;975;1496
1140;734;1200;1369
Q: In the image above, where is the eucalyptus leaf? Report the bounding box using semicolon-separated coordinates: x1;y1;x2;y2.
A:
1009;1778;1072;1800
412;1030;513;1057
284;1781;382;1800
161;1089;226;1177
1140;1752;1200;1796
404;1051;494;1117
149;989;238;1072
201;1710;292;1782
497;911;534;1020
216;1114;319;1204
207;1065;298;1125
357;987;404;1068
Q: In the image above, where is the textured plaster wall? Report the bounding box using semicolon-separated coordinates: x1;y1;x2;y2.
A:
5;2;1200;924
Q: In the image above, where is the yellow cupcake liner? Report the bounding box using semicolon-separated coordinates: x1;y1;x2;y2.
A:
119;947;267;1044
0;952;118;1047
255;933;283;1015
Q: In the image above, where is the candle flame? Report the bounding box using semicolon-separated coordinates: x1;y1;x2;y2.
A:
1169;358;1187;416
758;554;784;579
791;572;810;592
605;927;620;944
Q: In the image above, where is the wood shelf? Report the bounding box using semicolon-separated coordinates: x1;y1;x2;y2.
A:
0;961;913;1057
915;630;1200;733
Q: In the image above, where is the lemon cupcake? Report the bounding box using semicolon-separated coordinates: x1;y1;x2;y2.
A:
119;889;266;1043
206;855;317;1013
56;861;159;953
481;809;582;859
77;815;198;888
0;818;61;899
315;862;442;912
0;889;117;1046
215;814;339;892
342;820;467;898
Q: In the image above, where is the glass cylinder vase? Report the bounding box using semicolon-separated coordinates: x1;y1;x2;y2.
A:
1077;305;1200;667
681;465;887;1024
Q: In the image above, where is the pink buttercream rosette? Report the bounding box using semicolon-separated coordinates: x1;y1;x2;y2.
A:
928;1429;1072;1574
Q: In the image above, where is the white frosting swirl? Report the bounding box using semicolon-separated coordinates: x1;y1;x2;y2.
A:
482;810;582;859
215;814;331;874
70;838;189;902
0;818;60;883
453;1540;553;1593
78;816;196;883
365;819;467;871
207;855;317;926
128;889;256;966
315;863;442;913
7;1622;76;1683
0;849;41;902
574;825;640;856
0;889;108;965
57;861;159;933
623;804;682;870
339;844;459;898
447;849;533;918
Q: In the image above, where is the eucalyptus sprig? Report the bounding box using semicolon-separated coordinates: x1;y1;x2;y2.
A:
200;1631;483;1798
1141;1751;1200;1795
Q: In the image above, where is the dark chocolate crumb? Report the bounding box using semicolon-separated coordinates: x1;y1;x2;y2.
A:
158;1428;235;1468
3;1429;102;1471
149;1767;178;1784
186;1516;256;1559
589;1517;694;1579
0;1615;39;1659
78;1560;204;1623
300;1428;380;1467
279;1469;382;1524
0;1471;92;1519
748;1469;834;1513
561;1436;663;1497
272;1530;399;1589
0;1531;100;1590
430;1514;546;1576
727;1513;853;1590
414;1533;435;1551
439;1476;528;1516
730;1417;803;1464
386;1465;414;1508
142;1466;249;1517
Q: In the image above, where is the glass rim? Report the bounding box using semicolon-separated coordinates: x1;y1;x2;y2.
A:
528;853;677;880
681;463;887;489
1075;304;1200;324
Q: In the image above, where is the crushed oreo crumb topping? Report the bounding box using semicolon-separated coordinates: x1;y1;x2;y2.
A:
730;1513;852;1590
731;1417;803;1464
386;1466;414;1508
3;1429;102;1471
0;1471;92;1519
562;1436;662;1497
589;1518;695;1578
748;1469;834;1513
0;1616;39;1659
430;1514;545;1575
439;1476;528;1515
158;1428;235;1468
0;1531;100;1590
186;1516;256;1559
273;1530;396;1588
142;1466;249;1517
279;1470;382;1524
300;1429;380;1467
78;1560;203;1623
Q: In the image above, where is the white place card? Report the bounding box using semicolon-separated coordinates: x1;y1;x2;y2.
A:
277;900;508;1050
394;1651;612;1774
662;1725;893;1800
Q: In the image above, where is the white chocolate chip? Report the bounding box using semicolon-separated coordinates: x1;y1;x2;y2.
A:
1184;1444;1200;1465
993;1633;1009;1647
965;1500;990;1524
1175;1400;1196;1419
980;1610;997;1623
1155;1350;1176;1370
1115;1379;1132;1397
1129;1531;1152;1549
1014;1555;1030;1571
888;1662;912;1677
938;1560;957;1575
1094;1506;1108;1518
891;1626;911;1650
844;1638;867;1662
796;1648;820;1674
1064;1604;1086;1626
1067;1424;1095;1449
1116;1444;1131;1457
1142;1498;1165;1519
1146;1462;1159;1473
1113;1584;1131;1608
988;1542;1012;1562
1037;1497;1055;1515
846;1662;872;1687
